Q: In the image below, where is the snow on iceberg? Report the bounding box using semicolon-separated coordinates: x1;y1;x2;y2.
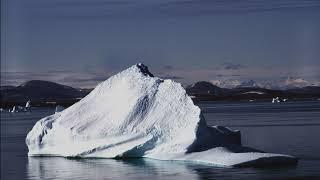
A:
26;63;297;167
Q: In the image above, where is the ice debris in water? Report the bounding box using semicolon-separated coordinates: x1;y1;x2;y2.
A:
55;105;65;114
26;63;297;167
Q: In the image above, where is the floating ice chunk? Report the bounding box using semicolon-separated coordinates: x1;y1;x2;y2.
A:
10;106;24;113
55;105;65;114
24;100;32;112
272;97;280;103
26;64;297;167
11;106;17;113
26;100;31;108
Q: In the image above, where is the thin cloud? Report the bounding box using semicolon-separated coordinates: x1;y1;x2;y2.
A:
28;0;320;20
32;0;133;8
162;65;175;70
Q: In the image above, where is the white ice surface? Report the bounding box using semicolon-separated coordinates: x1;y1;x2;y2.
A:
26;100;31;108
241;91;266;95
26;64;297;167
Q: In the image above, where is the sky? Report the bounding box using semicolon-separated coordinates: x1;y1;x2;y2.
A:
1;0;320;88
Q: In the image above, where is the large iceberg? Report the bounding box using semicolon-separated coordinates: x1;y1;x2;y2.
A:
26;64;297;167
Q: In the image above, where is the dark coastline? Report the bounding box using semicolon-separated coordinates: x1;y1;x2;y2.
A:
1;80;320;108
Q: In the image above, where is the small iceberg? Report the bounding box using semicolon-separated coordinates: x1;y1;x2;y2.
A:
9;101;32;113
26;64;297;167
272;97;288;103
24;100;32;112
272;97;280;103
10;106;25;113
10;106;17;113
55;105;65;114
25;100;31;108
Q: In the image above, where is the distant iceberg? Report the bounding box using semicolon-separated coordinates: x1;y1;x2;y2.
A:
25;100;31;108
9;101;31;113
272;97;280;103
10;106;18;113
26;64;297;167
55;105;65;114
10;106;25;113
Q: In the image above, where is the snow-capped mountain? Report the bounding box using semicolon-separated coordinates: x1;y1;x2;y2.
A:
210;79;241;89
264;77;319;89
237;80;261;88
210;77;319;90
284;77;311;89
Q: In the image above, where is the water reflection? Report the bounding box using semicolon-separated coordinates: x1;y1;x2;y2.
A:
27;157;202;180
27;156;303;180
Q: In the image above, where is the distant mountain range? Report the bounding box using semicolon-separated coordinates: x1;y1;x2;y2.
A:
1;80;319;107
186;81;320;101
0;80;90;107
210;77;320;90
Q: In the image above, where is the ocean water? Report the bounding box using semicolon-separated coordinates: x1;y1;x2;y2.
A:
1;101;320;180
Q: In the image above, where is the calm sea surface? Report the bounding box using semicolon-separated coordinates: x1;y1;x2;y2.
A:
1;101;320;179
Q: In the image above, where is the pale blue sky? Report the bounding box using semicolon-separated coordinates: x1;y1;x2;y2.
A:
1;0;320;87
